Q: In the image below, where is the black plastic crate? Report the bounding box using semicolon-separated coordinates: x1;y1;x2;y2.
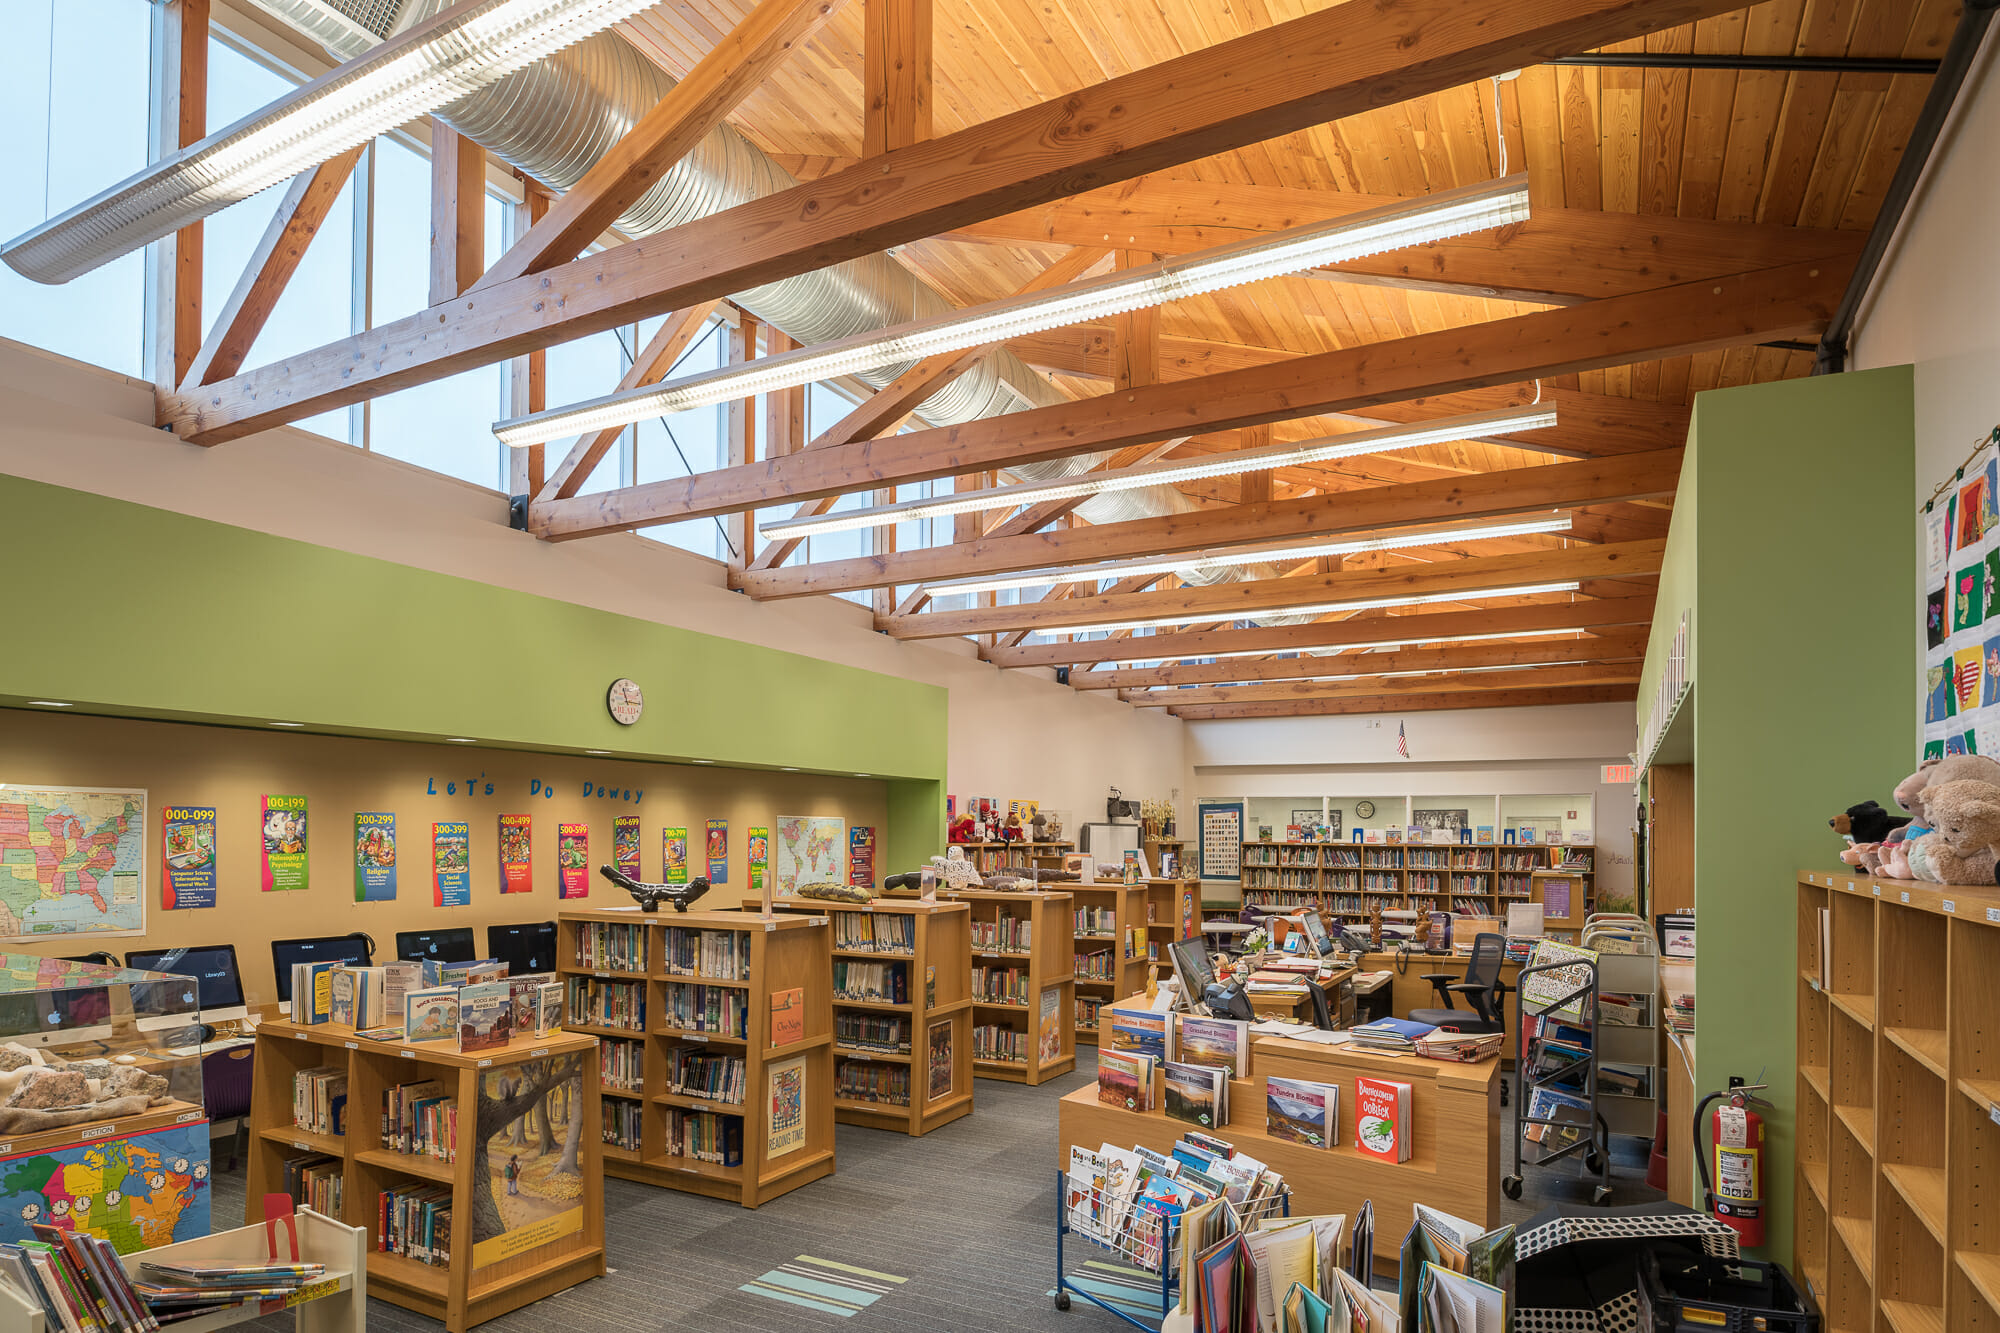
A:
1636;1253;1819;1333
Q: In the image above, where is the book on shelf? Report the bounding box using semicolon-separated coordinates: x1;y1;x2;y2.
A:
404;986;459;1044
771;987;805;1045
436;958;508;988
380;1183;454;1267
1265;1076;1339;1149
1174;1015;1250;1078
382;1079;457;1160
1163;1061;1229;1129
1097;1050;1155;1112
1353;1077;1412;1162
1519;940;1599;1022
292;1065;347;1136
290;961;338;1025
457;981;513;1053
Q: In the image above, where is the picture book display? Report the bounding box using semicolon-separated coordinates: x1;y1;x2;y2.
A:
354;811;397;903
458;981;513;1053
1354;1077;1412;1163
160;804;217;910
1097;1050;1155;1112
767;1055;806;1158
1519;939;1598;1021
405;987;459;1044
770;987;805;1047
1037;986;1064;1063
1108;1004;1167;1062
1175;1015;1250;1078
1164;1061;1228;1128
1265;1076;1339;1148
927;1019;953;1101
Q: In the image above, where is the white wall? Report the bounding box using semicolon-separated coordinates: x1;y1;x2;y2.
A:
1189;701;1638;899
1850;21;2000;706
0;339;1189;829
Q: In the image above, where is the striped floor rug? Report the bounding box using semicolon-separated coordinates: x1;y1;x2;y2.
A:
738;1255;908;1317
1053;1257;1174;1325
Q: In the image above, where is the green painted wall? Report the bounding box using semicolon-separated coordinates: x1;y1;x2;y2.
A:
1639;442;1698;742
1663;366;1915;1259
0;474;948;864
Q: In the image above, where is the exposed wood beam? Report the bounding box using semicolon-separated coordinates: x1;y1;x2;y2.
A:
507;185;552;499
163;0;1746;443
991;571;1168;650
1078;628;1650;690
1168;682;1640;721
1115;251;1159;391
529;258;1840;539
726;311;761;569
993;597;1656;669
151;0;208;396
429;132;486;305
742;245;1109;573
951;183;1864;303
1130;662;1643;707
884;541;1665;640
476;0;848;290
863;0;931;156
733;448;1682;600
534;300;724;504
182;146;362;391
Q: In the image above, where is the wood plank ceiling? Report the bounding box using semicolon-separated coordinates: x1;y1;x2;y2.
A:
160;0;1959;720
597;0;1954;718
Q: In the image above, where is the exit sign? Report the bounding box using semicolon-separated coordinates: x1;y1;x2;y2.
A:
1602;764;1635;784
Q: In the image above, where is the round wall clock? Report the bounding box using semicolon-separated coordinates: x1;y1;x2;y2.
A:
1355;800;1376;819
606;678;645;726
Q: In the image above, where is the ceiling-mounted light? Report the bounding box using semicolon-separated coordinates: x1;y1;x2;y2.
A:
269;721;306;728
919;515;1573;599
759;406;1558;541
1126;657;1608;699
1033;580;1584;638
493;176;1533;448
24;701;73;708
1076;626;1599;669
2;0;664;285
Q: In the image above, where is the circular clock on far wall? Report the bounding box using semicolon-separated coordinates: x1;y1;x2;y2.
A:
1355;800;1376;819
606;678;645;726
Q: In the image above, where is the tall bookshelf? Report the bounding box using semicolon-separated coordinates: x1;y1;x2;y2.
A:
1241;841;1595;916
1071;882;1148;1043
940;887;1075;1085
244;1018;604;1333
1795;868;2000;1332
746;895;976;1136
556;906;835;1208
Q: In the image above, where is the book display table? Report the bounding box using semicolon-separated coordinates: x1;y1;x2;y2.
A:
244;1019;603;1333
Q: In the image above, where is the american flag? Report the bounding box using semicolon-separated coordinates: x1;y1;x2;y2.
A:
1396;721;1409;758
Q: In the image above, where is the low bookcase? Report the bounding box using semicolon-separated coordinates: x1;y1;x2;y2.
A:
743;895;975;1136
556;907;835;1207
939;888;1076;1085
1073;878;1199;1042
244;1019;604;1333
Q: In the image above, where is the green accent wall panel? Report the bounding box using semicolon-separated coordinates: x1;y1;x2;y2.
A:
1646;366;1915;1258
0;474;948;795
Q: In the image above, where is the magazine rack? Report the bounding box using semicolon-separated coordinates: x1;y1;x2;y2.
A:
1054;1170;1289;1330
0;1206;366;1333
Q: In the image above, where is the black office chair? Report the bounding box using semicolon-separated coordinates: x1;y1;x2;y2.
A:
1408;932;1510;1035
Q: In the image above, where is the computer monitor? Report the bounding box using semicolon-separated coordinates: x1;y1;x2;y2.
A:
270;934;373;1004
1167;935;1215;1012
488;922;556;977
395;928;476;965
1292;910;1333;957
125;944;248;1028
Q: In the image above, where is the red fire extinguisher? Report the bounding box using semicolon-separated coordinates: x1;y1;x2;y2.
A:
1694;1081;1768;1247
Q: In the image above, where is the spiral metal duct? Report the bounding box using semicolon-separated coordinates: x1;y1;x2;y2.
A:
251;0;1299;626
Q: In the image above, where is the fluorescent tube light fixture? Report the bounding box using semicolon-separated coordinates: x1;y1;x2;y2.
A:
1078;627;1597;669
493;175;1532;448
2;0;663;285
760;405;1558;541
920;515;1573;599
1033;580;1584;638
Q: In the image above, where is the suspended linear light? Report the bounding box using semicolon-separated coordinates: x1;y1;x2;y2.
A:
1;0;664;285
1030;580;1585;638
1126;658;1611;698
492;175;1533;448
760;405;1558;541
1076;627;1600;669
919;514;1574;599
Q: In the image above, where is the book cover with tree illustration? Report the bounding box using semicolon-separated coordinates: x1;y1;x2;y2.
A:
471;1055;586;1269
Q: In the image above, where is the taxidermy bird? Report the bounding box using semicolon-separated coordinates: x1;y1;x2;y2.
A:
600;864;709;912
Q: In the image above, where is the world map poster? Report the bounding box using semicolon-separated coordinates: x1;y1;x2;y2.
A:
774;817;844;895
0;1121;209;1253
0;787;146;941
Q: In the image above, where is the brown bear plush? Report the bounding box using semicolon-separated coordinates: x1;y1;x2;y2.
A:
1908;779;2000;885
1895;755;2000;828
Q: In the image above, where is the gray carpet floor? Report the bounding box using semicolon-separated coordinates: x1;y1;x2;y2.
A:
212;1050;1660;1332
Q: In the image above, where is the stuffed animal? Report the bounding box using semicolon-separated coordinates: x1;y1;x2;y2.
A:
948;813;978;844
1895;755;2000;830
1840;842;1888;875
1000;811;1026;843
1907;778;2000;885
1830;800;1910;844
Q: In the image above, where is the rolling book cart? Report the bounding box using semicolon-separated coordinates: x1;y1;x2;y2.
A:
1054;1168;1289;1330
1504;950;1614;1205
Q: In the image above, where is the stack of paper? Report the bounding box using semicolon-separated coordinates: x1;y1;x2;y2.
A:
1349;1018;1436;1055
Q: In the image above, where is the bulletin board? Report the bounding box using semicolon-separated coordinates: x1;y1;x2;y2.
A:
1196;799;1245;885
1923;435;2000;758
0;708;884;1006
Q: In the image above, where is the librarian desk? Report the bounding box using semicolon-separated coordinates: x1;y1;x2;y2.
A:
1357;951;1520;1046
1063;1031;1499;1276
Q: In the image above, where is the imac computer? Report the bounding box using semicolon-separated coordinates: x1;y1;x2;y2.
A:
488;922;556;977
270;934;373;1006
394;928;476;965
125;944;248;1032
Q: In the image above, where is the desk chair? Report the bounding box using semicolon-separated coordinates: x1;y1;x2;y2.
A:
1408;932;1510;1035
202;1045;255;1170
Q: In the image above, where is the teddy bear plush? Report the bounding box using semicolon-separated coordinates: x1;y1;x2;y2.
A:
1907;778;2000;885
1830;800;1910;844
1895;754;2000;829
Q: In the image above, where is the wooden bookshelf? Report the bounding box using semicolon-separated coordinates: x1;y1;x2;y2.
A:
742;895;976;1136
929;887;1076;1084
1793;868;2000;1332
948;840;1075;875
1071;881;1148;1044
556;906;835;1207
1241;841;1595;917
244;1018;604;1332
